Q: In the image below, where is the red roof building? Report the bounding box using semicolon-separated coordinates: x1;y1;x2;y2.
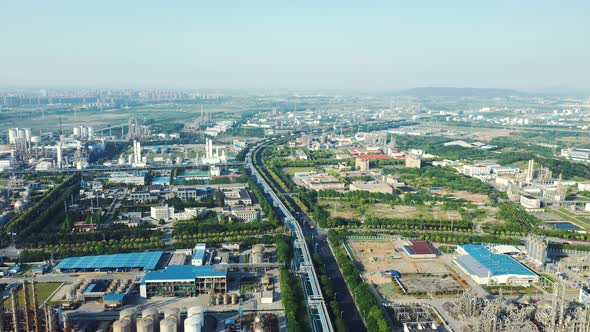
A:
403;240;438;258
356;154;390;160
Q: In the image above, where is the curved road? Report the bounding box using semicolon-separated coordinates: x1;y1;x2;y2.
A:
253;144;366;332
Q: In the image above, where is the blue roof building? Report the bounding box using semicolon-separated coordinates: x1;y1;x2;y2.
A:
191;243;207;266
140;264;228;298
454;244;538;286
55;251;164;273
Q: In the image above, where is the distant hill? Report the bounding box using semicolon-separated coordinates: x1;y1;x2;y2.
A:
402;87;528;97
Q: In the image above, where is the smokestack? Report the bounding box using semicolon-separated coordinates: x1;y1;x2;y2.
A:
32;279;40;332
10;288;19;332
23;280;31;332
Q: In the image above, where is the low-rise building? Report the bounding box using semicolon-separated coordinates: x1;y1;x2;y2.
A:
296;172;345;191
223;188;252;206
108;172;146;185
454;244;538;286
150;205;173;221
520;194;541;210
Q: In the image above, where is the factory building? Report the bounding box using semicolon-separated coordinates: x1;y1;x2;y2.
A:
520;194;542;210
454;244;538;286
403;240;438;259
140;265;228;298
192;243;207;266
526;234;549;265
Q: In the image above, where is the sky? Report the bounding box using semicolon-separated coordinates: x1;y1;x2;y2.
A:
1;1;589;92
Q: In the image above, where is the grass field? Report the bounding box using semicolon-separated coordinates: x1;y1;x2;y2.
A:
3;282;63;309
281;167;321;175
319;199;462;221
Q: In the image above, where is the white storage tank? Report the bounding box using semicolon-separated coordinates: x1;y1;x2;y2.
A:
160;317;177;332
120;308;136;330
137;317;155;332
184;315;202;332
113;319;131;332
142;308;159;325
187;306;202;318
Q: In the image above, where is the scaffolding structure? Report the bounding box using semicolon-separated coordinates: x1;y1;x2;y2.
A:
0;279;56;332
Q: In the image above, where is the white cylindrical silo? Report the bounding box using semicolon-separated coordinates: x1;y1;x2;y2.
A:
184;315;202;332
187;306;202;318
8;128;17;144
137;317;155;332
160;317;177;332
120;308;136;331
113;319;131;332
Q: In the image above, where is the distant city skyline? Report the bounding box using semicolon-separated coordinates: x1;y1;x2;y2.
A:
1;1;589;92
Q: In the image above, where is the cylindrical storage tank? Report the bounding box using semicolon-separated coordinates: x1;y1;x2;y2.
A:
120;308;136;330
137;317;155;332
184;316;202;332
223;293;230;305
8;129;17;144
187;306;202;318
160;317;177;332
24;128;32;141
231;293;239;305
113;319;131;332
73;127;81;136
215;293;223;305
164;308;179;320
142;308;159;324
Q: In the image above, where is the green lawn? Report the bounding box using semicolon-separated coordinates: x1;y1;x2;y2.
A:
3;282;63;309
282;167;320;175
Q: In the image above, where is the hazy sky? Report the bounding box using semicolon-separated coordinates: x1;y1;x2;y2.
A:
1;1;589;91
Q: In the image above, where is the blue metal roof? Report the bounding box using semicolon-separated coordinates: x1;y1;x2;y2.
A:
55;251;163;271
192;243;206;261
458;244;536;277
142;265;227;283
104;293;126;302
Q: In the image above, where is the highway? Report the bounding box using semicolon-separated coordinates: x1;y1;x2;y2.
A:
248;141;366;331
246;142;335;332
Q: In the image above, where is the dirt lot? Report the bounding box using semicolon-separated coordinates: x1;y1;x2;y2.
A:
399;277;462;293
321;200;462;221
346;239;451;285
443;190;489;204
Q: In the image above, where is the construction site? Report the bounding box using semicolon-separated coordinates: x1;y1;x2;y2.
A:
345;238;466;299
0;279;59;332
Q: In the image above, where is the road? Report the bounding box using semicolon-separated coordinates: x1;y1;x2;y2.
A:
253;144;366;331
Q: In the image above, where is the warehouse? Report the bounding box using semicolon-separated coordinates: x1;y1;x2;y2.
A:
403;240;438;259
454;244;538;286
140;265;228;298
55;251;164;273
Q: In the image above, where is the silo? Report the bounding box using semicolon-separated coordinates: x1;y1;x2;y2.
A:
8;128;17;144
120;308;136;331
231;293;239;305
142;308;159;325
88;126;94;139
160;317;177;332
187;306;202;318
164;307;179;320
73;127;81;136
184;315;202;332
113;319;131;332
24;128;32;142
215;293;223;305
137;317;155;332
223;293;231;305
